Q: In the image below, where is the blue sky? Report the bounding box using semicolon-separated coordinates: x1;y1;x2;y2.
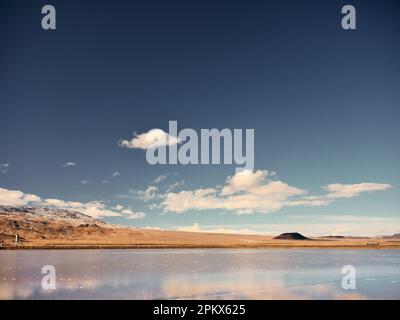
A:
0;0;399;236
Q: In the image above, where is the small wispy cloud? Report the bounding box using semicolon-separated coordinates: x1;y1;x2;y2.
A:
0;163;10;174
136;186;159;202
126;212;146;220
81;180;89;184
112;206;146;220
148;203;162;210
102;170;120;183
121;209;146;220
116;174;183;210
153;174;168;184
62;161;77;168
165;180;185;193
112;171;120;177
116;185;164;203
323;183;392;199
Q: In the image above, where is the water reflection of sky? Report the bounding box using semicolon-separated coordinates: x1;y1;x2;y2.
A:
1;249;399;299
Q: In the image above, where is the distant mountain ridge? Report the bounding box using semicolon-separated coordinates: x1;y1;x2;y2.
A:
0;205;112;245
380;233;400;239
0;205;106;226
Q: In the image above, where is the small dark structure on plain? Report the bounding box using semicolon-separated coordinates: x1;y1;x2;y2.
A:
274;232;309;240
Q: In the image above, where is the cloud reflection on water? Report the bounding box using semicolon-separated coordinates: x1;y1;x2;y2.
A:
1;249;399;299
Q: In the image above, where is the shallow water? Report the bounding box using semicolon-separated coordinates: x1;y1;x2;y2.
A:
0;249;399;299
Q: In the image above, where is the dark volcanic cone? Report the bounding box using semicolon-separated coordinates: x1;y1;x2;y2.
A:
274;232;309;240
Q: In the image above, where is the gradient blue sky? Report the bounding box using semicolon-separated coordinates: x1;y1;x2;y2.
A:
1;0;399;235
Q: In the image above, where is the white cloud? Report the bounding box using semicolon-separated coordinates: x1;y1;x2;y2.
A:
165;180;185;193
0;163;10;174
177;222;201;232
177;222;265;235
0;187;41;206
125;211;146;220
221;169;269;195
121;208;133;214
119;129;180;150
113;204;124;211
148;203;162;210
286;183;392;207
161;170;391;215
323;183;391;199
163;188;219;213
62;162;77;168
112;171;120;177
153;174;168;184
0;186;144;220
111;205;146;220
81;180;89;184
144;226;162;230
136;186;159;202
42;198;120;218
162;170;306;214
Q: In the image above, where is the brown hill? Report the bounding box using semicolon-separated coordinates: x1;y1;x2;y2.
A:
0;206;113;245
0;205;277;248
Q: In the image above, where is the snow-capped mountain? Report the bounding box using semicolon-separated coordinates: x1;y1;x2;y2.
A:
0;205;106;226
0;206;116;246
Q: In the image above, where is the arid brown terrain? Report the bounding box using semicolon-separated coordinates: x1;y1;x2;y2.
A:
1;206;399;249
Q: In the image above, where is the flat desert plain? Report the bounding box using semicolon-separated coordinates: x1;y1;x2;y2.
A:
1;206;399;249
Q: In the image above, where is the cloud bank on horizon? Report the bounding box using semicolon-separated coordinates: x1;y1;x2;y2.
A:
0;169;391;222
0;187;145;220
160;170;391;215
175;220;400;237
